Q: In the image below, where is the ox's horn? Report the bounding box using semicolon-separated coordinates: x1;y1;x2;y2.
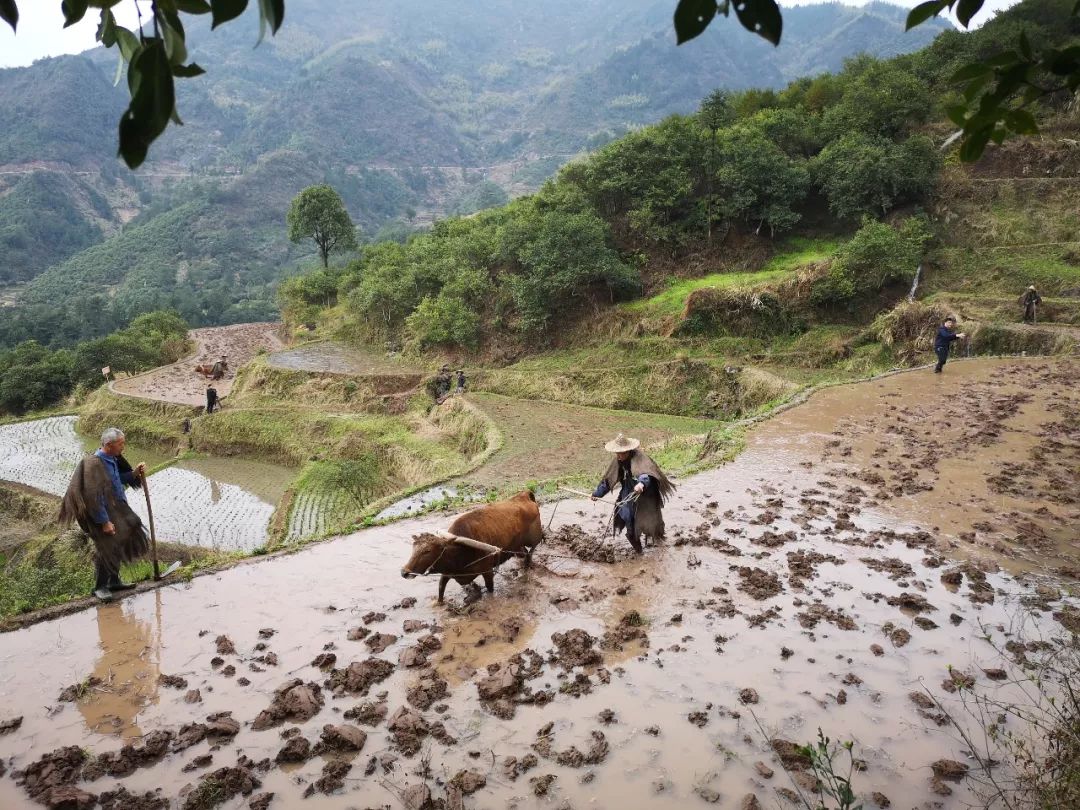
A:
444;533;501;555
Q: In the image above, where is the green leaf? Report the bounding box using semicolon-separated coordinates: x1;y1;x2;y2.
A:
210;0;247;29
959;124;993;162
172;62;206;77
159;9;188;66
1018;31;1031;61
951;61;992;82
115;26;140;62
732;0;783;46
945;104;969;126
61;0;89;28
118;38;176;169
673;0;717;45
257;0;284;37
0;0;18;33
1005;109;1038;134
955;0;984;28
905;0;947;30
96;8;116;46
961;71;992;101
174;0;212;12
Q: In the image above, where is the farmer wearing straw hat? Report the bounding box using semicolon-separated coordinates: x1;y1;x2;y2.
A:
591;434;675;553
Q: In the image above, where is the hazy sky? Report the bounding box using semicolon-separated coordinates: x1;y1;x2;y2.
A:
0;0;1022;69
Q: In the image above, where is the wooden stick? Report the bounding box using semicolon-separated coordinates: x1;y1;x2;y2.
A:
140;470;161;581
558;486;597;499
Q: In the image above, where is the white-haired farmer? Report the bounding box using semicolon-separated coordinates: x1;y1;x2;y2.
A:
60;427;149;601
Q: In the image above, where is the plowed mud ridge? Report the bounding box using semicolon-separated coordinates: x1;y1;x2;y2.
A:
1;358;1077;809
112;323;284;407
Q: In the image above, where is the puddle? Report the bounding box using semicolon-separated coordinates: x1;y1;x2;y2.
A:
0;358;1077;809
0;417;294;551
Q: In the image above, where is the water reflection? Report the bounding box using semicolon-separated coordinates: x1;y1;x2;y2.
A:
76;595;162;739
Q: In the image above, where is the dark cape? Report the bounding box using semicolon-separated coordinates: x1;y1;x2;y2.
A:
59;454;149;570
600;449;675;539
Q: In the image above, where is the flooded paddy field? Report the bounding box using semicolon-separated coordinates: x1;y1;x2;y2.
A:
0;417;170;497
0;358;1076;809
268;342;421;377
0;417;296;552
129;459;295;553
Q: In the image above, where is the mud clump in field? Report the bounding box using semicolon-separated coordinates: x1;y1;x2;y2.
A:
532;722;610;767
182;763;261;810
13;746;88;803
552;524;623;563
550;629;602;669
787;550;844;589
344;697;388;727
313;724;367;754
406;669;449;711
386;706;430;756
326;658;395;696
251;679;324;730
736;567;783;600
98;787;169;810
796;603;858;631
81;729;175;780
601;611;650;651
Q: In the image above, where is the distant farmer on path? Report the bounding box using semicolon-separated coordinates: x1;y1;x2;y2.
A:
210;355;228;381
933;317;966;374
591;434;675;553
60;428;149;601
206;384;219;414
1020;285;1042;323
455;369;466;395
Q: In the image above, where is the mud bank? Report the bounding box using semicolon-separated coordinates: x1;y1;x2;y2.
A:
0;358;1076;809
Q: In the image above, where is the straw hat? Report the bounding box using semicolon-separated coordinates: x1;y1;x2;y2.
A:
604;433;640;453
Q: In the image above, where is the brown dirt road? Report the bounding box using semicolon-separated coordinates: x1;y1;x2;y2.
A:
1;357;1077;809
111;323;284;407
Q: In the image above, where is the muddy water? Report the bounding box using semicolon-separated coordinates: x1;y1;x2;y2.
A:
0;358;1077;809
0;417;294;551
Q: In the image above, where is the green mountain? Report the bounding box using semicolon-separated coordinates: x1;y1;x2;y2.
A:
0;0;951;349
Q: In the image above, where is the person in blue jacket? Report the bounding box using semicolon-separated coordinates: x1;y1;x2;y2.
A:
933;317;966;373
60;427;150;601
591;434;675;553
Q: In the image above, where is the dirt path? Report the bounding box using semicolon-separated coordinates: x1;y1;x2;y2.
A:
111;323;284;407
1;358;1076;809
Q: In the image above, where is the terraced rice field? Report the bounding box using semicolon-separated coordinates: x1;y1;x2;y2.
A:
129;467;275;552
0;416;100;496
286;489;352;542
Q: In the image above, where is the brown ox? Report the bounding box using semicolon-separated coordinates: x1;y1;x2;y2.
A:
401;491;542;603
193;364;214;378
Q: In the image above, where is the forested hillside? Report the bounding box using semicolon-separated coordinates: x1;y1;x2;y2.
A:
0;0;949;352
280;0;1079;370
